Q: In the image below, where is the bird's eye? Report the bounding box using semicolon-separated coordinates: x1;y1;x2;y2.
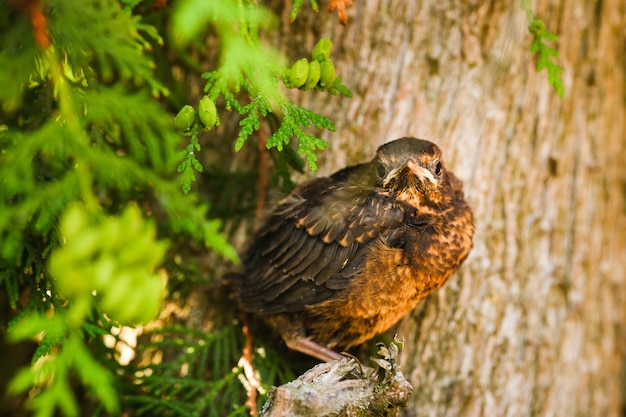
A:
376;163;386;178
434;161;442;176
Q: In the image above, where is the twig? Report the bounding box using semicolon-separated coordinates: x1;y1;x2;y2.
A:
238;314;260;416
255;110;269;229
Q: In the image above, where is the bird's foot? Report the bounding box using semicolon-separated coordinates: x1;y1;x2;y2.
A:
285;337;343;362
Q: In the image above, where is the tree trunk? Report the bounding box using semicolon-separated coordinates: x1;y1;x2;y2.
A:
271;0;626;415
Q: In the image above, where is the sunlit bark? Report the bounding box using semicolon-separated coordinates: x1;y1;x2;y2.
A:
272;0;626;415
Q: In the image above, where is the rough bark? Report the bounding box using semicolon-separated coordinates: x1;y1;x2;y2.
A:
268;0;626;416
261;346;413;417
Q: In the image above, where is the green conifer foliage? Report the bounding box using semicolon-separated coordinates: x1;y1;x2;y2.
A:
0;1;246;415
0;0;343;415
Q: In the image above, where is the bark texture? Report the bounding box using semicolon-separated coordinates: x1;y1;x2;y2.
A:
261;349;412;417
269;0;626;415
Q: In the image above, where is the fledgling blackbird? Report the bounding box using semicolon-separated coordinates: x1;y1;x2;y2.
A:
227;137;474;361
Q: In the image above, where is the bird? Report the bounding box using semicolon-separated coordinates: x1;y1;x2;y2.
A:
226;137;474;362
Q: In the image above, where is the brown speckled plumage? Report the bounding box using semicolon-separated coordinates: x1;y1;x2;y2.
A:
227;137;474;361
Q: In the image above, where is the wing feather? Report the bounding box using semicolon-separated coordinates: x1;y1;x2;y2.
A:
234;168;410;314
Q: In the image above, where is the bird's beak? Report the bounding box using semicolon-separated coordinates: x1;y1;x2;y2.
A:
406;159;436;185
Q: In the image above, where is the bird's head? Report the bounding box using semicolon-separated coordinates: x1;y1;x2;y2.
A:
374;137;451;207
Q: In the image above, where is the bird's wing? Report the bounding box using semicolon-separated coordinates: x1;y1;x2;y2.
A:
236;177;408;313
